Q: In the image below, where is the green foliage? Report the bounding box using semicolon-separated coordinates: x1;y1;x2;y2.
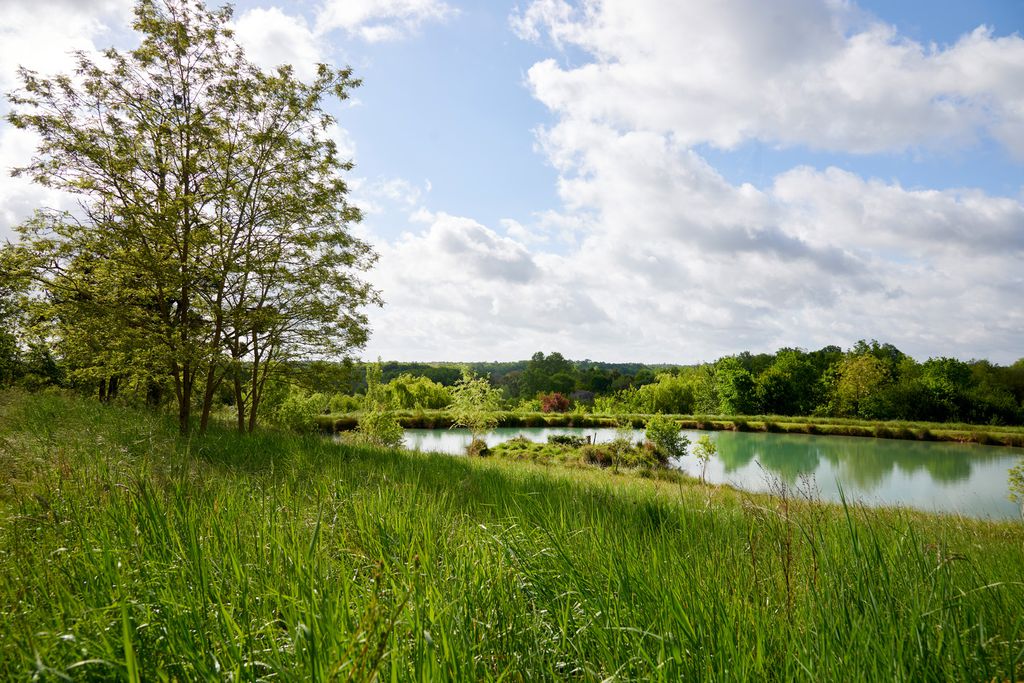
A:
328;393;362;413
5;0;375;434
692;434;718;483
273;388;328;433
831;354;892;418
353;410;405;449
548;434;590;447
383;373;451;409
355;360;403;448
715;357;758;415
645;414;689;462
448;368;502;439
634;372;695;414
1009;460;1024;518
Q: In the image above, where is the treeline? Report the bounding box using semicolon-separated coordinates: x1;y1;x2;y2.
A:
318;343;1024;425
5;331;1024;427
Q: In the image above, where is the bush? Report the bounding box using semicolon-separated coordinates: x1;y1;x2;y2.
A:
275;389;328;433
466;438;491;457
353;410;404;449
644;414;689;462
1009;459;1024;519
548;434;590;448
580;444;614;467
540;392;571;413
329;393;362;413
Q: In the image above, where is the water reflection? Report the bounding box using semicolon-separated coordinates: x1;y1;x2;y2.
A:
391;427;1021;519
713;433;980;489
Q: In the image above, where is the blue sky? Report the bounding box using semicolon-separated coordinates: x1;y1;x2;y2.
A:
2;0;1023;363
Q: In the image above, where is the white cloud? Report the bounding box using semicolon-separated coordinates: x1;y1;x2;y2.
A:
514;0;1024;156
359;1;1024;363
316;0;455;42
231;7;325;82
0;0;132;240
0;0;132;92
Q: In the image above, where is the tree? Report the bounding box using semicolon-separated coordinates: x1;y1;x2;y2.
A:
448;368;502;446
539;392;570;413
715;357;758;415
5;0;376;434
692;434;717;483
644;414;689;463
755;349;817;416
832;354;890;418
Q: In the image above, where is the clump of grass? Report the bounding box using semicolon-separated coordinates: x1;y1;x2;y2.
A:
2;390;1023;681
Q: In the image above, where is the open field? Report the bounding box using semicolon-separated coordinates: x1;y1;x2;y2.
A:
320;409;1024;448
3;390;1024;680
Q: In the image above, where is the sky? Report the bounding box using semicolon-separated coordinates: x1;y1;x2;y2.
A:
1;0;1023;364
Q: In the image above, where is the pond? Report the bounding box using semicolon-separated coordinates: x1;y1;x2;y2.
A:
400;427;1023;520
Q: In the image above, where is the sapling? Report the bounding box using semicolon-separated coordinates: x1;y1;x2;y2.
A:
692;434;718;483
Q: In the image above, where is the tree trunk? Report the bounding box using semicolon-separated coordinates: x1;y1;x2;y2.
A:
99;379;107;403
107;376;119;400
178;364;192;435
233;372;246;432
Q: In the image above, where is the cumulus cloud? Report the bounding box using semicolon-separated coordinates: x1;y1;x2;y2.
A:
514;0;1024;156
361;209;614;360
231;7;325;81
363;0;1024;363
316;0;455;42
0;0;133;240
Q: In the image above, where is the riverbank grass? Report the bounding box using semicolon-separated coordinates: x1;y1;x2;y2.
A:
2;390;1023;680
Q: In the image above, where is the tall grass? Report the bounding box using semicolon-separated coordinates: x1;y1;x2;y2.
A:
2;390;1023;680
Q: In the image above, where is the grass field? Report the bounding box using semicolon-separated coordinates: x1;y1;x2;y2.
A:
3;390;1024;680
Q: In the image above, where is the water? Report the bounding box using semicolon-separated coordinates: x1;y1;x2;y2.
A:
400;427;1024;520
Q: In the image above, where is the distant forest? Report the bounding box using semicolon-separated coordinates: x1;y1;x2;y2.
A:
290;341;1024;425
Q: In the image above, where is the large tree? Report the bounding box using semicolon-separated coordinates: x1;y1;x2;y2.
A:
5;0;377;433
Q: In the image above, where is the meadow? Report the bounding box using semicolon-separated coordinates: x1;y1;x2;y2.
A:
2;390;1023;681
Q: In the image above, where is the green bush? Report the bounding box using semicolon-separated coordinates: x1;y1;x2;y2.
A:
353;410;404;449
644;415;689;462
274;389;328;433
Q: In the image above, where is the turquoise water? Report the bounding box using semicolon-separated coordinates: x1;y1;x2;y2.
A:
400;427;1023;520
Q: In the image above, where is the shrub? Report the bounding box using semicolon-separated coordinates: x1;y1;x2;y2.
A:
580;444;614;467
1009;459;1024;519
275;389;328;433
644;414;689;463
692;434;717;483
466;438;491;457
540;392;571;413
328;393;362;414
548;434;590;448
354;410;404;449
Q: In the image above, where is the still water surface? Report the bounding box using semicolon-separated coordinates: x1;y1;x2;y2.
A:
402;427;1023;520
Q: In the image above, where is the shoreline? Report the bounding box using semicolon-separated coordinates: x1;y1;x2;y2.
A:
319;410;1024;448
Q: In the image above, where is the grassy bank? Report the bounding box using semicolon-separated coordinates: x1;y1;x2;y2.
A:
3;390;1024;680
320;409;1024;448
